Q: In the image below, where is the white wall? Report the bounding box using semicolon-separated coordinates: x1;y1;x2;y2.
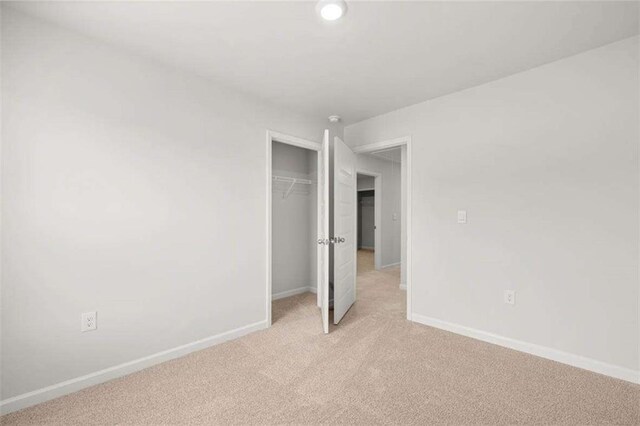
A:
271;142;316;297
0;9;331;402
357;175;374;190
356;154;402;268
345;37;640;377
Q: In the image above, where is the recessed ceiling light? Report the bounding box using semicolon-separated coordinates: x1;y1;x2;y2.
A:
317;0;347;21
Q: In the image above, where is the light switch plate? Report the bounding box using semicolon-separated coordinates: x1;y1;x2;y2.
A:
457;210;467;224
504;290;515;305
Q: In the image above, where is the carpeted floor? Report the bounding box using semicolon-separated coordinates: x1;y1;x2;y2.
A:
2;250;639;425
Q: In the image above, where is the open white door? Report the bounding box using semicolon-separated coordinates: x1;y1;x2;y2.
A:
333;136;357;324
318;130;330;334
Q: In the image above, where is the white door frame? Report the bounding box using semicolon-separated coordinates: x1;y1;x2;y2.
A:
355;170;382;270
353;136;412;321
266;130;322;327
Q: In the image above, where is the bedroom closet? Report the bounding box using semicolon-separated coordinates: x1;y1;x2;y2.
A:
271;141;318;322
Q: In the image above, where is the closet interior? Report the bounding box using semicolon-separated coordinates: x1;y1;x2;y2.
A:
271;141;318;319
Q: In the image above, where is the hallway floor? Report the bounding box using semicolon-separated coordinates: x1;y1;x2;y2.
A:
3;252;638;425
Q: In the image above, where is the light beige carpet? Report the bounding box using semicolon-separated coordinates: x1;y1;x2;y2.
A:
2;250;639;425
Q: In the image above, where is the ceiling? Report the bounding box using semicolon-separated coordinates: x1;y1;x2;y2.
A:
7;1;639;124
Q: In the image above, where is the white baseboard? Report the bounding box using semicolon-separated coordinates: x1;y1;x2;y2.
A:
411;313;639;384
381;261;401;269
399;283;407;290
272;286;315;300
0;320;268;415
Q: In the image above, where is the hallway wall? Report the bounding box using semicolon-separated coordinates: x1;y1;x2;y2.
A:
356;154;402;268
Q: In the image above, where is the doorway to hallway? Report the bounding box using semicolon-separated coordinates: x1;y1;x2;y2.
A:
355;148;405;317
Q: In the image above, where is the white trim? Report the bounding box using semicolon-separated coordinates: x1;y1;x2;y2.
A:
0;320;268;415
381;261;401;269
412;314;640;385
266;130;322;328
353;137;409;154
320;130;330;332
272;286;316;301
269;130;321;151
356;169;382;270
399;283;407;290
357;187;374;192
353;136;412;321
266;132;272;327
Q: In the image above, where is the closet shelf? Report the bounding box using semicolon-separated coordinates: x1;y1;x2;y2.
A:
272;175;313;199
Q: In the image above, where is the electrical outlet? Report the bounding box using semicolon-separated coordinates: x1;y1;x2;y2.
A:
504;290;515;305
81;312;97;332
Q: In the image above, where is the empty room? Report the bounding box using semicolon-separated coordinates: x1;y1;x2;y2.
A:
1;1;639;424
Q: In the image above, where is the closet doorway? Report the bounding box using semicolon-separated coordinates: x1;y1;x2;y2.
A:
266;131;361;331
266;130;329;333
